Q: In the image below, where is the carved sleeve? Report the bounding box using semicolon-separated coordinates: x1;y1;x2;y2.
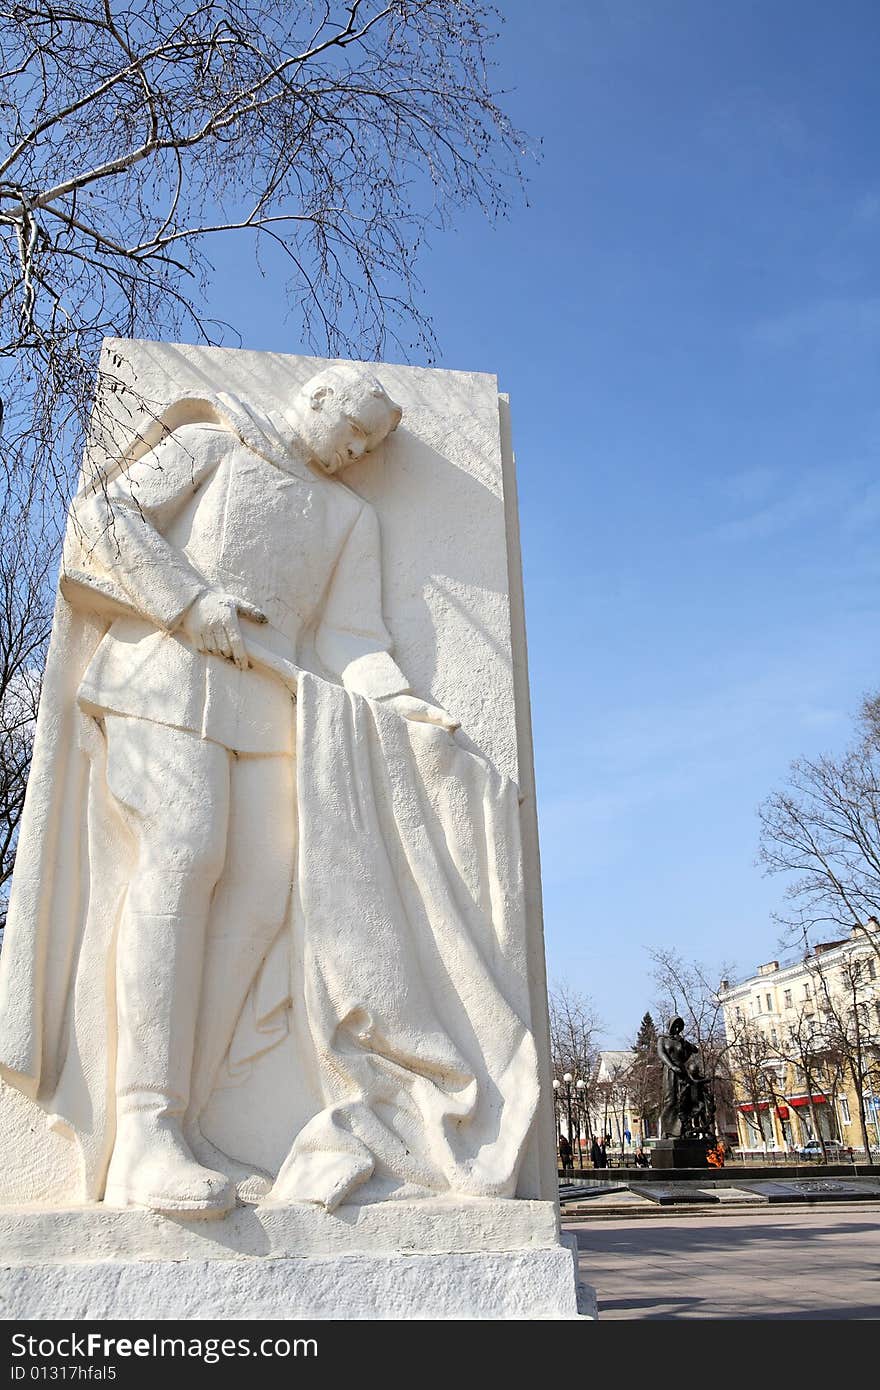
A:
315;501;411;700
68;425;221;631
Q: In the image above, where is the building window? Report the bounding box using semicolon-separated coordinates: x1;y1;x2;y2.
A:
783;989;792;1008
868;958;877;981
803;982;811;998
840;1097;851;1126
770;1027;778;1046
765;993;772;1012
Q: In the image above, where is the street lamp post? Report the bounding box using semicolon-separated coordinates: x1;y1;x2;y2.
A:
576;1077;586;1167
866;1092;880;1159
554;1072;589;1172
562;1072;574;1163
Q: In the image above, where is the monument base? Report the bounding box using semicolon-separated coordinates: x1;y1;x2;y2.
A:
0;1200;594;1321
650;1138;712;1170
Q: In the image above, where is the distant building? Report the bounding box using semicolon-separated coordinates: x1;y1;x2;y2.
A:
552;1049;648;1159
589;1050;638;1151
718;926;880;1154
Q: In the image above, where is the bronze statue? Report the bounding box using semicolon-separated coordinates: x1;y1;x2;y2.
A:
657;1017;715;1140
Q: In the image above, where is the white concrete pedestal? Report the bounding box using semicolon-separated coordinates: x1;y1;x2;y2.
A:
0;1200;594;1320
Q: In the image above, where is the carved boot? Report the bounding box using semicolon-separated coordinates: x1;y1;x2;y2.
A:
104;912;235;1216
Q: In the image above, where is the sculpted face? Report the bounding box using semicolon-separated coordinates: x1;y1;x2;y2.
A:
292;367;402;474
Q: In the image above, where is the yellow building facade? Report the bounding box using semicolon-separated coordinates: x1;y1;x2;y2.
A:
718;927;880;1156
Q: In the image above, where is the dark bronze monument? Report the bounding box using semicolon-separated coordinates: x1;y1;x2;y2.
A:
651;1017;717;1169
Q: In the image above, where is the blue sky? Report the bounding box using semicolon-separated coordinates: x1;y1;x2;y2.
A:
210;2;880;1045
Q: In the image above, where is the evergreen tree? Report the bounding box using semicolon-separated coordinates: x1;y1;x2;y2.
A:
635;1012;658;1054
631;1012;661;1140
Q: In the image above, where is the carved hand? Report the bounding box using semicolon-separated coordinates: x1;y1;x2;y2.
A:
383;694;460;733
181;591;267;669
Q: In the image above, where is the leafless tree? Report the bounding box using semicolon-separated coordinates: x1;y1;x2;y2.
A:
0;2;527;916
648;947;737;1135
627;1011;662;1140
773;1001;844;1159
759;698;880;965
548;985;603;1157
649;947;732;1061
722;1015;782;1148
548;985;603;1078
809;951;880;1160
0;478;54;932
0;0;527;503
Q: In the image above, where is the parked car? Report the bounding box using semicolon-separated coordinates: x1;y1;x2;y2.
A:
796;1138;849;1158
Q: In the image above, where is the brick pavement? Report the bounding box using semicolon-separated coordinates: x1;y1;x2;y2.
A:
566;1204;880;1319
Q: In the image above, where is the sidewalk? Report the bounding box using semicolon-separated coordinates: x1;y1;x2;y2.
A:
566;1206;880;1319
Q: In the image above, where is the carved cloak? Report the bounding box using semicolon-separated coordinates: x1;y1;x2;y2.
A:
271;672;538;1208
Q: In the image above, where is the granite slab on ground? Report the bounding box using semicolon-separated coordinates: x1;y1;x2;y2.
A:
629;1183;720;1206
733;1177;880;1204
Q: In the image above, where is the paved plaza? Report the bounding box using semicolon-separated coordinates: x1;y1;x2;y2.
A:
566;1205;880;1319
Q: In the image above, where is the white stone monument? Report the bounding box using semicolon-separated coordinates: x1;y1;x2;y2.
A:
0;341;590;1319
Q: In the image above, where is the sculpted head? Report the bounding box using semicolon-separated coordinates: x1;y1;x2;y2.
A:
290;365;403;475
668;1017;685;1036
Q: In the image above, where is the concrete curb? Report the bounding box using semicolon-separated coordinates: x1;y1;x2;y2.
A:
563;1198;880;1221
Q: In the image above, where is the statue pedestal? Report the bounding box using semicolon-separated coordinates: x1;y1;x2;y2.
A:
0;1199;594;1321
650;1138;712;1170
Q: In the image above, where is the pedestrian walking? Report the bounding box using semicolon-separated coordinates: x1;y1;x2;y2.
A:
558;1133;573;1175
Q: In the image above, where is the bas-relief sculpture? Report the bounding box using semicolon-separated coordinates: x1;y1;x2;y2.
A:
0;355;541;1220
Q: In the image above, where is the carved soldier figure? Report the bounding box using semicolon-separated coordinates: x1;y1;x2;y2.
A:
3;366;450;1215
0;358;538;1221
82;365;448;1215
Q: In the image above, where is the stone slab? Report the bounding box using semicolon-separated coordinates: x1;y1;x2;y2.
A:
628;1183;719;1206
0;1246;586;1321
700;1186;760;1205
0;1198;594;1320
566;1192;654;1212
558;1182;628;1203
0;1199;559;1265
736;1179;880;1204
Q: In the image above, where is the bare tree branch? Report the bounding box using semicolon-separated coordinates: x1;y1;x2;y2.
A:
759;701;880;963
649;947;738;1136
0;1;530;914
0;476;53;933
0;1;530;506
